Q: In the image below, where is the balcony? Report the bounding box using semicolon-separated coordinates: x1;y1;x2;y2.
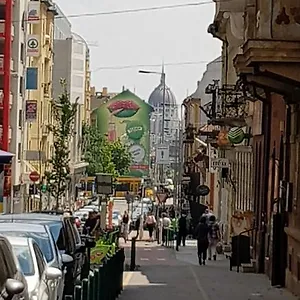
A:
0;55;14;74
233;0;300;96
0;20;14;39
0;90;13;108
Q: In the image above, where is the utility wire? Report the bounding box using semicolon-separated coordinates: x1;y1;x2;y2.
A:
92;60;223;72
12;1;214;23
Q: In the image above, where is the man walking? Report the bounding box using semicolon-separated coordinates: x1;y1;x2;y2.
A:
194;216;209;265
207;215;221;260
176;213;188;251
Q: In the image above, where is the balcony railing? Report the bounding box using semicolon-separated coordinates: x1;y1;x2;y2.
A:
0;55;14;74
0;20;14;38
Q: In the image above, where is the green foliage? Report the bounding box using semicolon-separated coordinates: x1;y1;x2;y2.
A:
45;79;78;208
82;124;131;177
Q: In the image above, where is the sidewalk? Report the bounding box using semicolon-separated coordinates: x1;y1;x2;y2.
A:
120;240;298;300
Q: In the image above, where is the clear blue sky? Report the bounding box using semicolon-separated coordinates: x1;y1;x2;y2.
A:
55;0;221;102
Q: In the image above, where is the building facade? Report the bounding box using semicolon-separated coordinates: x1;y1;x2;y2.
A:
21;0;57;211
53;17;89;204
210;0;300;295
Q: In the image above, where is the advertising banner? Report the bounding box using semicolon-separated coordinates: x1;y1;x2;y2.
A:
25;100;38;122
27;1;40;24
96;90;153;177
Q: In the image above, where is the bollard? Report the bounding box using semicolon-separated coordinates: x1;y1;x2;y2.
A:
98;264;104;300
101;261;108;300
120;247;125;292
94;269;100;300
74;286;82;300
130;236;137;271
82;279;89;300
88;273;95;300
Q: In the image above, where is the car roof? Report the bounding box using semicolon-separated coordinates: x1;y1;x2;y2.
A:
0;222;47;233
0;213;63;221
6;236;31;247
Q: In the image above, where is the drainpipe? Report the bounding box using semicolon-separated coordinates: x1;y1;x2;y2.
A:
3;0;12;150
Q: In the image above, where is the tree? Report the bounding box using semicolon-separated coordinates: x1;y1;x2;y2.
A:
82;124;131;177
109;139;132;176
45;79;78;209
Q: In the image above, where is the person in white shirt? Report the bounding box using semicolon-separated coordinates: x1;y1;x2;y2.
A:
162;213;171;246
145;212;156;241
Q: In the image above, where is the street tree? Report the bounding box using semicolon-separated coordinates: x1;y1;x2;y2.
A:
45;79;78;210
82;124;131;177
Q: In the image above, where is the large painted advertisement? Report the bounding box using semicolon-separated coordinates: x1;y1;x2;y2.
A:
96;90;152;177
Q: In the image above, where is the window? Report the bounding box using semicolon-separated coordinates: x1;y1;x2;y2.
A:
19;76;23;95
18;109;22;128
17;143;21;160
33;244;45;278
13;245;34;276
20;43;24;63
72;58;84;71
72;75;84;88
0;242;9;287
73;42;84;54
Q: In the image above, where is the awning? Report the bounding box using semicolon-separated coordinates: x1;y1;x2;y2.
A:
0;150;14;164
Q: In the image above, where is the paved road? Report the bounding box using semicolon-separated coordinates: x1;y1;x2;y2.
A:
120;241;297;300
113;199;129;215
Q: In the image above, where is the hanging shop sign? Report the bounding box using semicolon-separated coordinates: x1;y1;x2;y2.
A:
228;127;245;144
27;1;40;24
27;35;40;57
25;100;38;122
196;185;210;196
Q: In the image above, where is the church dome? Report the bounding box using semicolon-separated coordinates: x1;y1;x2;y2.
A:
148;78;176;107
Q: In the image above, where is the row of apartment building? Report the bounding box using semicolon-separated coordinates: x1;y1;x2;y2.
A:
0;0;92;212
182;0;300;296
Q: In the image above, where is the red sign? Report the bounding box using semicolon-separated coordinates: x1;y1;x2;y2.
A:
29;171;40;182
156;193;167;203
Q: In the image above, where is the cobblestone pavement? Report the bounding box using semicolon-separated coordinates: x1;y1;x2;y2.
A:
120;240;298;300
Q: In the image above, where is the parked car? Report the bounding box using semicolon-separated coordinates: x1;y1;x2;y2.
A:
0;214;83;296
0;223;69;299
7;236;62;300
0;234;28;300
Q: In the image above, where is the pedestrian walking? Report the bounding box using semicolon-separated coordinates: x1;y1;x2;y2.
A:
207;215;221;260
194;216;209;265
145;211;156;241
121;211;130;242
162;213;171;246
176;213;188;251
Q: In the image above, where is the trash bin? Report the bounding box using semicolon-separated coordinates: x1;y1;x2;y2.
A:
230;235;251;271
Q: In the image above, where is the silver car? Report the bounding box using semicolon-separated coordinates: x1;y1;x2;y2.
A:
7;237;62;300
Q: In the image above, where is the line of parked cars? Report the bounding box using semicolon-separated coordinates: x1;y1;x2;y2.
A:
0;211;94;300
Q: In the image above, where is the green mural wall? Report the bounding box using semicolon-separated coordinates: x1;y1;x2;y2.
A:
96;90;153;177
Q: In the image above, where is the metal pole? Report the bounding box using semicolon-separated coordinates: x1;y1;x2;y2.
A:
160;72;166;184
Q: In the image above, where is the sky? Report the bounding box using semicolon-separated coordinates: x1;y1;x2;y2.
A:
55;0;221;103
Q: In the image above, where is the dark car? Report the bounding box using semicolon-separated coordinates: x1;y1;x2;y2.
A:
0;234;28;300
0;214;86;296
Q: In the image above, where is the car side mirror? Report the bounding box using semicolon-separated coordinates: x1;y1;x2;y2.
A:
61;254;73;266
5;279;24;296
45;267;62;280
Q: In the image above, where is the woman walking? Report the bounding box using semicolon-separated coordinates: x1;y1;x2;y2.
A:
145;212;156;241
121;211;130;242
194;216;209;265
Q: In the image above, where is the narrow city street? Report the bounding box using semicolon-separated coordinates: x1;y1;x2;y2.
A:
121;240;297;300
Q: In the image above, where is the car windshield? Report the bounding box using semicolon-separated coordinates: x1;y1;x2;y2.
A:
12;245;35;276
2;231;53;262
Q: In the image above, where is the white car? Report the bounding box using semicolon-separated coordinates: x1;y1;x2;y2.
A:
7;236;63;300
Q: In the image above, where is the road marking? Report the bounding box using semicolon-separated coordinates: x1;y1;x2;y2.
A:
140;258;149;260
157;258;166;261
189;266;210;300
144;248;152;251
157;248;165;251
123;272;134;286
